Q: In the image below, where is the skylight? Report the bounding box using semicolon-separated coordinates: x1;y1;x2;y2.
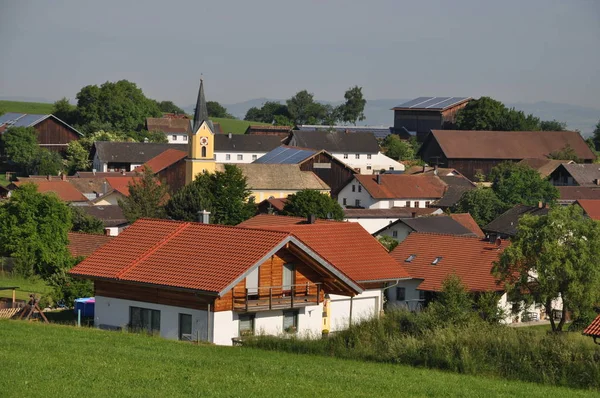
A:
431;256;442;265
405;254;416;263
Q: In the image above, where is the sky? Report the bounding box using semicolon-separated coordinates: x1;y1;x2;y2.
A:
0;0;599;108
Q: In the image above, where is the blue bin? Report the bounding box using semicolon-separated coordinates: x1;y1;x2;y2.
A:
74;297;95;317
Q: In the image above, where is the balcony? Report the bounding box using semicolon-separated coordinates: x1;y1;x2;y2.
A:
232;283;321;313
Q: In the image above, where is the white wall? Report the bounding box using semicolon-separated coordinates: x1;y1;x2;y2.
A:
166;133;189;144
344;217;399;234
337;177;434;210
331;152;404;174
215;151;267;164
328;289;382;331
375;223;413;242
386;279;425;312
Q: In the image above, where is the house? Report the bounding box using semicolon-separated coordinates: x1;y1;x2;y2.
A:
91;176;141;206
583;314;600;345
449;213;485;237
68;232;113;258
70;217;407;345
575;200;600;221
10;177;88;204
549;163;600;186
418;130;596;180
254;146;357;196
337;174;447;210
557;186;600;205
285;130;403;174
134;148;188;193
257;198;288;215
244;125;292;138
295;125;393;140
146;117;190;144
91;142;186;172
482;204;550;240
392;97;471;141
374;215;477;243
518;158;574;179
214;134;283;163
79;205;129;236
404;165;463;177
0;113;82;153
226;163;330;203
343;207;443;234
238;215;411;332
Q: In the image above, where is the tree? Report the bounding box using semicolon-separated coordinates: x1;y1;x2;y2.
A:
66;141;91;173
207;101;234;119
494;205;600;331
165;165;255;225
287;90;317;125
74;80;162;132
453;188;506;226
1;127;40;175
593;119;600;150
118;168;169;223
540;119;567;131
381;135;415;160
0;184;72;278
489;162;559;207
339;86;366;125
52;97;77;125
244;107;263;122
127;130;168;143
283;190;344;220
245;101;291;124
70;206;104;234
156;100;185;115
427;274;474;325
378;235;399;252
455;97;507;130
36;149;64;176
548;144;582;162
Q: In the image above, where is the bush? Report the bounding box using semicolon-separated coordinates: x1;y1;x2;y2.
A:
46;270;93;307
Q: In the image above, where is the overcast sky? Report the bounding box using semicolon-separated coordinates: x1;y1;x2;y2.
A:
1;0;599;108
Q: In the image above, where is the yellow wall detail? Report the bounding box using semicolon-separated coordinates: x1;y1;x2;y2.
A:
186;121;216;183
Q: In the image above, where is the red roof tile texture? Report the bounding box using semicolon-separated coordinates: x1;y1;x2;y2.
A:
390;233;508;292
450;213;485;237
355;174;446;199
13;180;88;202
70;219;291;294
576;200;600;221
583;314;600;337
68;232;113;258
237;214;333;228
105;177;142;196
135;149;187;174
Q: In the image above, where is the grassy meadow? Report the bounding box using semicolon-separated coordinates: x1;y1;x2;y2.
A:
0;321;596;398
211;116;271;134
0;100;54;115
0;272;51;301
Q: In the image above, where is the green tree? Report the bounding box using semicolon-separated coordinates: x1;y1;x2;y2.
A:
540;119;567;131
494;205;600;332
455;97;508;130
489;162;559;207
127;130;168;143
165;165;255;225
381;135;415;160
156;100;185;115
548;144;582;162
66;141;91;173
74;80;162;132
207;101;234;119
118;168;169;223
593;119;600;150
244;107;263;122
70;206;104;234
52;97;77;125
36;149;64;175
496;109;540;131
283;189;344;220
1;127;40;175
0;184;72;278
339;86;366;125
427;274;474;325
453;188;506;226
287;90;317;125
378;235;399;252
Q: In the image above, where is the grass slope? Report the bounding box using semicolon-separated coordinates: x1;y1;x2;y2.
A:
0;100;54;115
0;272;51;301
0;321;594;398
211;117;271;134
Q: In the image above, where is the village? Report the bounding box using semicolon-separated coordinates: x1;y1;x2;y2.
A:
1;2;600;397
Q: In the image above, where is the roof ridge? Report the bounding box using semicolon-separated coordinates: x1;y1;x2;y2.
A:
116;221;191;279
68;231;111;237
409;231;492;240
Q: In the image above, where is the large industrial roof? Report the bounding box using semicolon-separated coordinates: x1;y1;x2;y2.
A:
393;97;471;111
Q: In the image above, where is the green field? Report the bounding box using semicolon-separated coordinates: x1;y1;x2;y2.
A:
0;100;54;115
211;117;271;134
0;174;10;187
0;272;51;301
0;321;595;397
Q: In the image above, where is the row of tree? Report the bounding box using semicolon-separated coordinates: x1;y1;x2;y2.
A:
244;87;366;126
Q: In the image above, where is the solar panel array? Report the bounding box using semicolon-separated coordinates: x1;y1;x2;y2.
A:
394;97;470;111
0;113;48;127
296;125;392;139
254;146;317;164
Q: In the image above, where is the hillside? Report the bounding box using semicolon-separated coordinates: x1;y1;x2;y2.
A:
0;100;54;115
0;321;593;397
211;117;271;134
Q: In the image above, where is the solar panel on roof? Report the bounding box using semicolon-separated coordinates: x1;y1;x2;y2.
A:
395;97;432;108
419;97;450;109
427;97;469;110
254;146;317;164
14;114;47;127
395;97;469;110
0;113;25;125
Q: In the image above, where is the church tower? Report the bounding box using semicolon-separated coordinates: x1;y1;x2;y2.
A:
186;79;216;183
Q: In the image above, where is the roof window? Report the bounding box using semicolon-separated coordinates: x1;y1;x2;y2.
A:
405;254;416;263
431;256;442;265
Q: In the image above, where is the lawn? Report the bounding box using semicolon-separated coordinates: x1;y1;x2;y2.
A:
0;173;10;187
0;100;54;115
212;117;271;134
0;272;51;301
0;321;596;398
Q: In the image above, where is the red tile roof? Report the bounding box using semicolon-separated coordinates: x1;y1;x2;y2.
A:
134;149;187;174
450;213;485;237
13;180;88;202
583;314;600;337
355;174;446;200
241;219;410;283
104;177;142;196
68;232;113;258
558;186;600;202
238;214;335;228
390;233;509;292
576;200;600;221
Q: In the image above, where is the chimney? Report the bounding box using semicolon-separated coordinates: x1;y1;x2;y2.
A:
102;181;108;195
47;175;51;181
307;214;316;224
228;133;232;139
198;209;211;224
377;174;382;185
411;212;416;218
61;173;67;181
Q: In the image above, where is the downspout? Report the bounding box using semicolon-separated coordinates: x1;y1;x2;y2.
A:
207;303;212;343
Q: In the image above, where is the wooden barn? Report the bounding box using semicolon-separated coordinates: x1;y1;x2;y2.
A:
0;113;82;153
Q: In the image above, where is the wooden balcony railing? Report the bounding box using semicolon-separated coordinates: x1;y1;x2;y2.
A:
232;283;321;312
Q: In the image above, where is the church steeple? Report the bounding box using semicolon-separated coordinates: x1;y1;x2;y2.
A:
192;78;209;134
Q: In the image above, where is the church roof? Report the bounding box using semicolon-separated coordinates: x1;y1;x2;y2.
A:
191;79;211;134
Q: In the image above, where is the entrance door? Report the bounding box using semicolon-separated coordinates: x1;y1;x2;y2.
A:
178;313;192;341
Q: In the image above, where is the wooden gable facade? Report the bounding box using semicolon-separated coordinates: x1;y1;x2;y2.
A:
298;151;357;197
34;117;81;153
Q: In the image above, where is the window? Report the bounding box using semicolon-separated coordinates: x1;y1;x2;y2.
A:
343;154;348;159
367;154;371;160
129;306;160;334
252;154;257;161
396;287;406;301
237;154;243;161
179;313;192;341
201;146;207;157
392;230;398;238
226;154;231;161
405;254;416;263
366;165;372;170
358;185;362;193
355;199;361;207
431;256;442;265
283;263;295;291
405;201;410;207
183;135;188;141
355;154;360;159
425;201;430;207
283;310;298;333
415;201;420;208
343;198;347;206
419;290;426;301
351;185;356;192
239;314;255;336
172;135;177;141
389;167;394;170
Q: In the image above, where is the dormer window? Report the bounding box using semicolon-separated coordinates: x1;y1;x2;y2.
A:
405;254;416;263
431;256;442;265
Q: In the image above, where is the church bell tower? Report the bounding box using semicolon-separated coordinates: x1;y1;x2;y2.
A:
185;78;216;184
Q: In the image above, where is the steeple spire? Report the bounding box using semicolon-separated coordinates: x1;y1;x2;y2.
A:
192;78;209;133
